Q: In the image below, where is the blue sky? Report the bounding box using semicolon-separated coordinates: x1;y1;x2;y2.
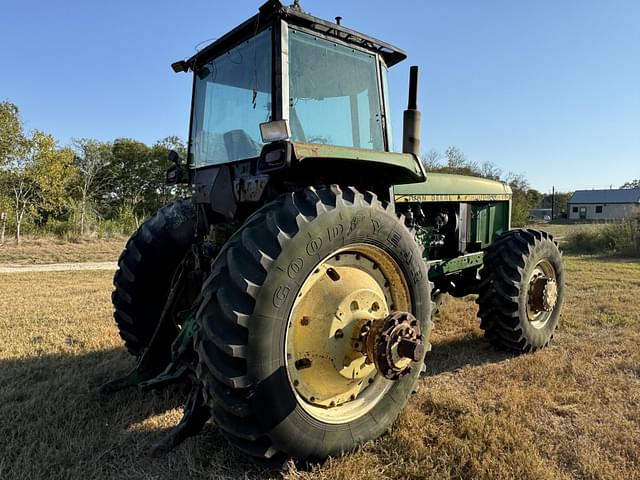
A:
1;0;638;192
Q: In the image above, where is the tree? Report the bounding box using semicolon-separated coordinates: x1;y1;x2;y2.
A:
526;189;544;209
149;135;187;206
480;162;502;181
621;179;640;189
444;146;467;170
0;101;23;166
3;130;74;243
421;149;442;171
505;173;531;227
103;138;159;228
72;138;112;235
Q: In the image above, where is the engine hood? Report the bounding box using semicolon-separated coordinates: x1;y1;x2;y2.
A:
394;172;512;203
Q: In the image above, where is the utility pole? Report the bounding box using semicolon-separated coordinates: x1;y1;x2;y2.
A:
551;186;555;221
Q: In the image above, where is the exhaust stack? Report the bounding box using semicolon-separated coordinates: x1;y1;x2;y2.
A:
403;65;422;157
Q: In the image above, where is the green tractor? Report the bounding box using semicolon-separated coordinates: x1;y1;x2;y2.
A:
102;0;565;464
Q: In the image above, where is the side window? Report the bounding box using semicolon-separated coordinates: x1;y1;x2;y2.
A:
572;207;578;213
596;205;603;214
190;29;273;167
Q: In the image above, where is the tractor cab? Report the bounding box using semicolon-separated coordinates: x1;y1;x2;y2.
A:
171;0;424;210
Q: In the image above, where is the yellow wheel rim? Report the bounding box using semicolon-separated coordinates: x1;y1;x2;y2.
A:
285;244;411;424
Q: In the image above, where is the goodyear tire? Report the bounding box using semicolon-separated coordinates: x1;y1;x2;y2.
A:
477;229;564;352
195;186;432;462
112;199;196;356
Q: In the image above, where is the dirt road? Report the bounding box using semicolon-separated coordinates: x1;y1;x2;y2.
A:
0;261;117;273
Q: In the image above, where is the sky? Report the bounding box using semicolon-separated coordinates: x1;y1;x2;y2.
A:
1;0;638;192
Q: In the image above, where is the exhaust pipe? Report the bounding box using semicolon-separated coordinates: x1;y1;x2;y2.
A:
403;65;422;157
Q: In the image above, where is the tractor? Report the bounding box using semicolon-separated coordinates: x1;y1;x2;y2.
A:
102;0;565;465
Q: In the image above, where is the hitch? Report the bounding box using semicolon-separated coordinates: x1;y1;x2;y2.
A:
150;382;211;457
98;307;200;396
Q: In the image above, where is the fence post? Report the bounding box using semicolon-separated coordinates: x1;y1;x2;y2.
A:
0;212;6;245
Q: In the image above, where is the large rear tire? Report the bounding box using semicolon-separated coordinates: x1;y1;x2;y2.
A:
112;199;196;356
195;186;432;462
477;229;564;352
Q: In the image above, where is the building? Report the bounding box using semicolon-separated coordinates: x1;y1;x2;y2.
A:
529;208;552;221
568;188;640;220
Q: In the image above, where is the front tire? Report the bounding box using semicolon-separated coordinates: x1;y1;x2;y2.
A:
477;229;565;352
195;186;432;462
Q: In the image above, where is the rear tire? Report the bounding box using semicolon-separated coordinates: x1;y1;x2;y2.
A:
112;199;196;356
195;186;432;462
477;229;564;352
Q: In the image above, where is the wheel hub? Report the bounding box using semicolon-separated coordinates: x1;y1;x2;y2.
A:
529;276;558;313
363;311;423;380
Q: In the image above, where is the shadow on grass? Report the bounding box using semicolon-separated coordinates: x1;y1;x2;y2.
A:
0;348;272;480
0;336;515;479
425;334;513;376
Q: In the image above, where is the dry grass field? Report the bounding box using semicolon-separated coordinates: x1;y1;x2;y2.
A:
0;237;127;265
1;243;639;479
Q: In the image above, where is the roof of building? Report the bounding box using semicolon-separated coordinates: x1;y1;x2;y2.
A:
569;188;640;204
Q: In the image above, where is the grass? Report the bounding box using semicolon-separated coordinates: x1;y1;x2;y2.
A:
0;236;127;264
1;256;639;479
528;222;607;241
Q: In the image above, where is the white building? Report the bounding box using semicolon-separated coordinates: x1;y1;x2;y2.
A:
568;188;640;220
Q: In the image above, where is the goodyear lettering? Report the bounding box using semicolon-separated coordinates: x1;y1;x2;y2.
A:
370;218;382;235
348;215;363;235
387;230;401;248
287;258;304;279
306;237;323;256
273;285;291;308
327;223;344;242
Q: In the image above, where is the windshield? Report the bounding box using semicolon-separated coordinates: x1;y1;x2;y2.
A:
288;28;385;151
189;28;272;168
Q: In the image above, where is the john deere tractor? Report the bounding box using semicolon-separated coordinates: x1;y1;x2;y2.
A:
103;0;564;464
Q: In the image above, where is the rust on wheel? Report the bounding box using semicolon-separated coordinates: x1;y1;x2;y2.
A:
526;259;559;329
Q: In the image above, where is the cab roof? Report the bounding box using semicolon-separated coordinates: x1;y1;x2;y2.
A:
174;0;407;72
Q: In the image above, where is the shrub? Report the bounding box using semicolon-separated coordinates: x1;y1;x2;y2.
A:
564;219;640;257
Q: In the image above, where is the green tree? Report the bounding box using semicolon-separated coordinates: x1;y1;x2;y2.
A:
72;138;113;235
0;101;23;166
526;189;544;209
149;135;187;207
2;130;74;242
621;179;640;189
505;173;531;227
103;138;152;226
